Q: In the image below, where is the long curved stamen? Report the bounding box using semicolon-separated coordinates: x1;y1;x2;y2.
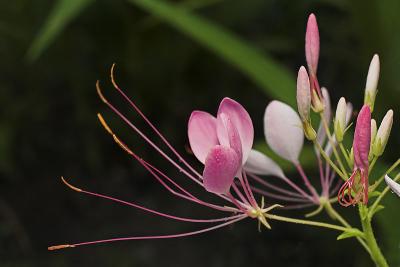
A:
241;171;258;207
96;82;202;186
295;164;320;202
48;215;247;250
61;177;243;223
232;183;250;206
250;187;312;203
248;174;307;199
109;64;202;179
98;114;238;213
282;203;316;210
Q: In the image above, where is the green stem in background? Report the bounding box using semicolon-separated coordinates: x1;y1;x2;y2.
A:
339;142;352;168
371;158;400;191
369;156;379;173
320;114;348;175
323;201;370;254
314;141;347;180
359;205;389;267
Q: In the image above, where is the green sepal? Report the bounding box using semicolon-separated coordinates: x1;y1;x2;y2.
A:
337;229;365;240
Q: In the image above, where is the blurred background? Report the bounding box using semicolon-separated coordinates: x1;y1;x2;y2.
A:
1;0;399;266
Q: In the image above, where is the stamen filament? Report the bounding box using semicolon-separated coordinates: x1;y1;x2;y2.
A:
248;174;306;199
109;64;203;180
61;177;243;223
48;215;247;250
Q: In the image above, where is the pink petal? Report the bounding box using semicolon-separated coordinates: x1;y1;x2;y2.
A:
264;101;304;163
202;145;240;194
305;13;320;75
188;111;219;164
244;149;285;178
353;105;371;170
217;97;254;163
216;113;243;163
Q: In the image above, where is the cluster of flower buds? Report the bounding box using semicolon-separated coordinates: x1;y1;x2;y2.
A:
293;14;395;207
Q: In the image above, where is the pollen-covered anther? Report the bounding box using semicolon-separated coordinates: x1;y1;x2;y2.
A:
48;244;75;251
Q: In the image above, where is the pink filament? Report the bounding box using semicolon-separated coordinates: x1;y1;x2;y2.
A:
64;215;247;248
79;186;244;223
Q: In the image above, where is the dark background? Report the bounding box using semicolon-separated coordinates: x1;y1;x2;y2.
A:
1;0;399;266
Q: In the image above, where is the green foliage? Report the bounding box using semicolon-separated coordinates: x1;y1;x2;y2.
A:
27;0;95;61
28;0;296;105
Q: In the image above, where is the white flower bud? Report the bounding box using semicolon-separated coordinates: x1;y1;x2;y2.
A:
364;54;380;112
296;66;311;121
373;110;393;157
334;97;347;142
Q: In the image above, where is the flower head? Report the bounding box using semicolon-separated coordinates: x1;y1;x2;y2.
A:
338;105;371;206
49;67;280;250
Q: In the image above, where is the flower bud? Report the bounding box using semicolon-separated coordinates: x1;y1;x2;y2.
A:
364;54;380;112
334;97;347;142
305;13;320;75
373;109;393;157
296;66;311;121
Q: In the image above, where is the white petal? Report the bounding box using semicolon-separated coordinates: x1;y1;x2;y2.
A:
264;101;304;163
244;149;285;178
385;175;400;197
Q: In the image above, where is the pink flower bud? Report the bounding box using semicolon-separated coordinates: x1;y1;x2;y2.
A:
338;105;371;206
305;13;320;75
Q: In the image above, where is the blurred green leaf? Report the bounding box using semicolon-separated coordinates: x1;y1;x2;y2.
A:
128;0;295;105
27;0;95;61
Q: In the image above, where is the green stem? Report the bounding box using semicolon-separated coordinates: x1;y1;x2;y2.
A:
320;114;348;175
339;142;352;168
324;201;370;254
265;213;352;232
369;157;378;173
314;141;347;180
359;205;389;267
